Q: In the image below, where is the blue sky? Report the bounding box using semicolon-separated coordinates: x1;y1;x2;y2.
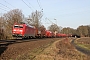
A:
0;0;90;29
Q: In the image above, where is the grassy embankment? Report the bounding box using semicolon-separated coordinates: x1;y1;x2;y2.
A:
75;37;90;51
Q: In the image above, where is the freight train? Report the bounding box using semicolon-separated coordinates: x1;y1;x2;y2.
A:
12;23;71;39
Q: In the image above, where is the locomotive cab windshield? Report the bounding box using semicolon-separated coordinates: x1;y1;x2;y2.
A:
14;25;23;28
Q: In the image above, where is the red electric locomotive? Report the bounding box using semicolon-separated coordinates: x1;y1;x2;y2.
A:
12;23;36;38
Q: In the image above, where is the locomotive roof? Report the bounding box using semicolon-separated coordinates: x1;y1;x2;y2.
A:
25;24;35;28
14;23;35;28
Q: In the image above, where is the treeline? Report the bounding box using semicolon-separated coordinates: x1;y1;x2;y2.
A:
48;24;90;37
60;25;90;37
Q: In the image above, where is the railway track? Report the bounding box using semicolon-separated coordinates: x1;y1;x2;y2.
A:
0;38;43;46
0;38;60;46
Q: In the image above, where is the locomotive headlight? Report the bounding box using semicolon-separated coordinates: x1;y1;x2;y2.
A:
20;30;23;32
13;29;16;31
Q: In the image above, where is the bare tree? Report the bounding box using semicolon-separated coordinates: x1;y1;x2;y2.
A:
77;25;89;37
88;25;90;37
48;24;60;33
61;27;77;35
4;9;24;24
0;16;4;40
26;10;43;28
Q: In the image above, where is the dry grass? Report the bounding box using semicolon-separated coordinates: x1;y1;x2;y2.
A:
75;37;90;50
34;38;89;60
33;38;61;60
16;40;54;60
16;38;90;60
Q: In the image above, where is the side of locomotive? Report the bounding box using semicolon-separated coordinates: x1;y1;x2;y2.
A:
12;23;36;38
